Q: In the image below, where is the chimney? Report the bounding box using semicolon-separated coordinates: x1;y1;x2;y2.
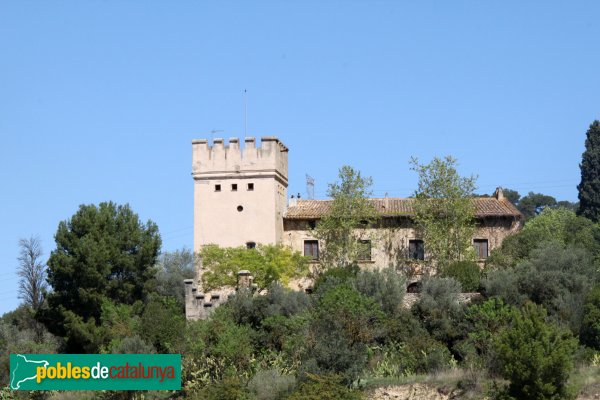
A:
494;187;505;200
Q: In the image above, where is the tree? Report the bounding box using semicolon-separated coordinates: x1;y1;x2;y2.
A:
200;244;309;292
493;302;577;400
502;188;521;206
580;284;600;350
155;248;196;307
410;156;477;271
578;120;600;222
518;192;557;220
16;236;47;312
40;202;161;352
313;165;378;271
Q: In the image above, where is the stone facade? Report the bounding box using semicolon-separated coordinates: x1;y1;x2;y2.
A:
186;136;522;320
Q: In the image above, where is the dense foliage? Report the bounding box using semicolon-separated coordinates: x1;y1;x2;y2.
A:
199;244;309;292
493;303;577;400
578;120;600;222
313;165;379;271
410;156;477;271
6;149;600;399
40;202;161;353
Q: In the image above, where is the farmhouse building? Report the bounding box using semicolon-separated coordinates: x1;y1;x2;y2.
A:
185;136;522;319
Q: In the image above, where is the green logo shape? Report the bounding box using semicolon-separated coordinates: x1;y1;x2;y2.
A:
10;354;181;391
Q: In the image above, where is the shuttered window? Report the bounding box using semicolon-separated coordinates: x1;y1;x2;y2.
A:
304;240;319;261
473;239;489;259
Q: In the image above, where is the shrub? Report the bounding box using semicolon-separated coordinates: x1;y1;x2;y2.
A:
457;298;514;369
286;374;362;400
493;302;577;400
248;368;296;400
412;277;465;345
369;341;417;378
581;285;600;350
304;285;384;383
227;282;312;329
140;295;185;353
352;267;405;315
488;208;600;268
485;242;597;335
442;261;481;292
111;335;155;354
189;376;252;400
312;265;360;296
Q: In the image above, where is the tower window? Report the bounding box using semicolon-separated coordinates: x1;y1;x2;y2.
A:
246;241;256;249
232;184;238;191
304;240;319;261
215;184;221;192
248;183;254;191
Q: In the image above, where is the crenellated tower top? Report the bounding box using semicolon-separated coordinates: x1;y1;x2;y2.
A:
192;137;288;185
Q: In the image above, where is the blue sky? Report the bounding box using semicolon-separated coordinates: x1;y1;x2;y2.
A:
0;1;598;314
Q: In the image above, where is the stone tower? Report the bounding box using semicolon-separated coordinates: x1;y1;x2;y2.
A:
192;136;289;253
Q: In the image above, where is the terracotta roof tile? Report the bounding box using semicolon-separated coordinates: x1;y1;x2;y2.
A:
284;197;522;220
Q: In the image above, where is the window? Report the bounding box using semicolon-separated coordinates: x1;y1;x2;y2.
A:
215;184;221;192
247;183;254;191
304;240;319;261
357;240;372;261
246;241;256;249
237;205;244;212
231;184;238;191
473;239;489;259
408;240;424;260
308;220;316;229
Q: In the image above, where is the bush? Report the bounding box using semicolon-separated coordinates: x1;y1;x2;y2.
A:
140;295;185;353
189;376;252;400
111;335;155;354
581;285;600;350
352;267;405;315
457;298;514;369
304;285;384;383
488;208;600;268
227;282;312;329
312;265;360;296
493;302;577;400
286;374;362;400
412;277;465;346
484;242;597;335
442;261;481;292
248;368;296;400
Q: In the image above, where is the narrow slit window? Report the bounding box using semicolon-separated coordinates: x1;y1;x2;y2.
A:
248;183;254;191
215;184;221;192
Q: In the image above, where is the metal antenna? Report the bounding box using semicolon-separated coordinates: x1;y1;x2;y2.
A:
244;89;247;137
306;174;315;199
210;129;224;142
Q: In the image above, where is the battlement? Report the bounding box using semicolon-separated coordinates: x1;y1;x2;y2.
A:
192;136;288;184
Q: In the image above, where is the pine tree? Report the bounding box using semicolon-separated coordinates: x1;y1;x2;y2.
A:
578;120;600;222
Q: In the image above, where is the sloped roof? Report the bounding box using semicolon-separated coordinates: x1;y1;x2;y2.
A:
284;197;522;220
